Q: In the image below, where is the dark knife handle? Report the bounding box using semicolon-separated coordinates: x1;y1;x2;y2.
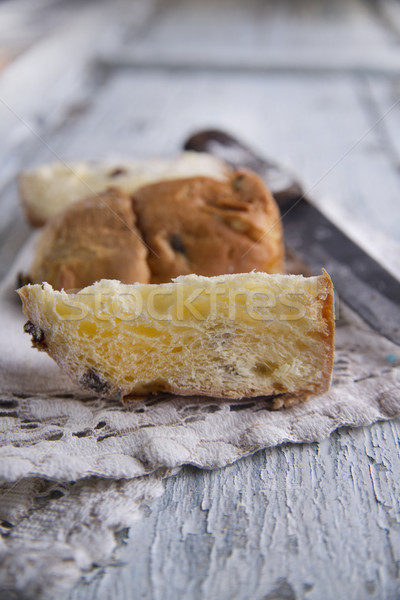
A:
184;129;303;206
184;129;400;346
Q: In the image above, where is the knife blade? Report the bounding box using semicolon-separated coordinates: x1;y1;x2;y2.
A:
184;129;400;346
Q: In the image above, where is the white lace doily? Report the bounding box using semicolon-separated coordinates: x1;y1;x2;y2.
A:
0;237;399;599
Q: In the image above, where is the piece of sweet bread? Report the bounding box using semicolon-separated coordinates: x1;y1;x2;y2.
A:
26;169;284;289
18;271;334;402
19;152;230;226
28;187;150;291
132;169;284;283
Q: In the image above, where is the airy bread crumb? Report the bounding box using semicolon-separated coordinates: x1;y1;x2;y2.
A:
18;271;334;402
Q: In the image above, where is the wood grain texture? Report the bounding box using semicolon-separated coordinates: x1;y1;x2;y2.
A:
69;421;400;600
367;76;400;166
0;0;399;598
101;0;400;75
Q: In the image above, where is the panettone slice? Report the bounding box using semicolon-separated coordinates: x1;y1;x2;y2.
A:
18;271;334;403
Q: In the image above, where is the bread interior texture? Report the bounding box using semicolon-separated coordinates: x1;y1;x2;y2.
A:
18;271;334;401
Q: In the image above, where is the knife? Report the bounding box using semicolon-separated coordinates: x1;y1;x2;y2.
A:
184;129;400;346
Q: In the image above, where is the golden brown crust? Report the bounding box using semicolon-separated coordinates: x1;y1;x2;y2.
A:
27;170;284;290
319;269;335;394
29;188;150;291
132;169;284;283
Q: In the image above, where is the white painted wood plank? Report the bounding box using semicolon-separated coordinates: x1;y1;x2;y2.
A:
366;76;400;164
0;0;63;45
69;420;400;600
0;0;158;188
0;4;399;598
100;0;400;75
375;0;400;38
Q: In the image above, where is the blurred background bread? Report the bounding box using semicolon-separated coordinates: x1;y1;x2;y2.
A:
28;187;150;291
18;152;230;226
132;168;284;283
25;162;284;290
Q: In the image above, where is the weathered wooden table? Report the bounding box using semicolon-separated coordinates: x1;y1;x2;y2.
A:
1;1;400;598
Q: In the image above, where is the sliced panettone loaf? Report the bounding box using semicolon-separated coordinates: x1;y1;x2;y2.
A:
19;152;231;226
26;169;284;290
18;271;334;402
132;168;284;283
28;187;150;291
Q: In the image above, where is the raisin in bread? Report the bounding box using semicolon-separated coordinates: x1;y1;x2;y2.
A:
132;169;284;283
18;271;334;402
26;169;284;289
